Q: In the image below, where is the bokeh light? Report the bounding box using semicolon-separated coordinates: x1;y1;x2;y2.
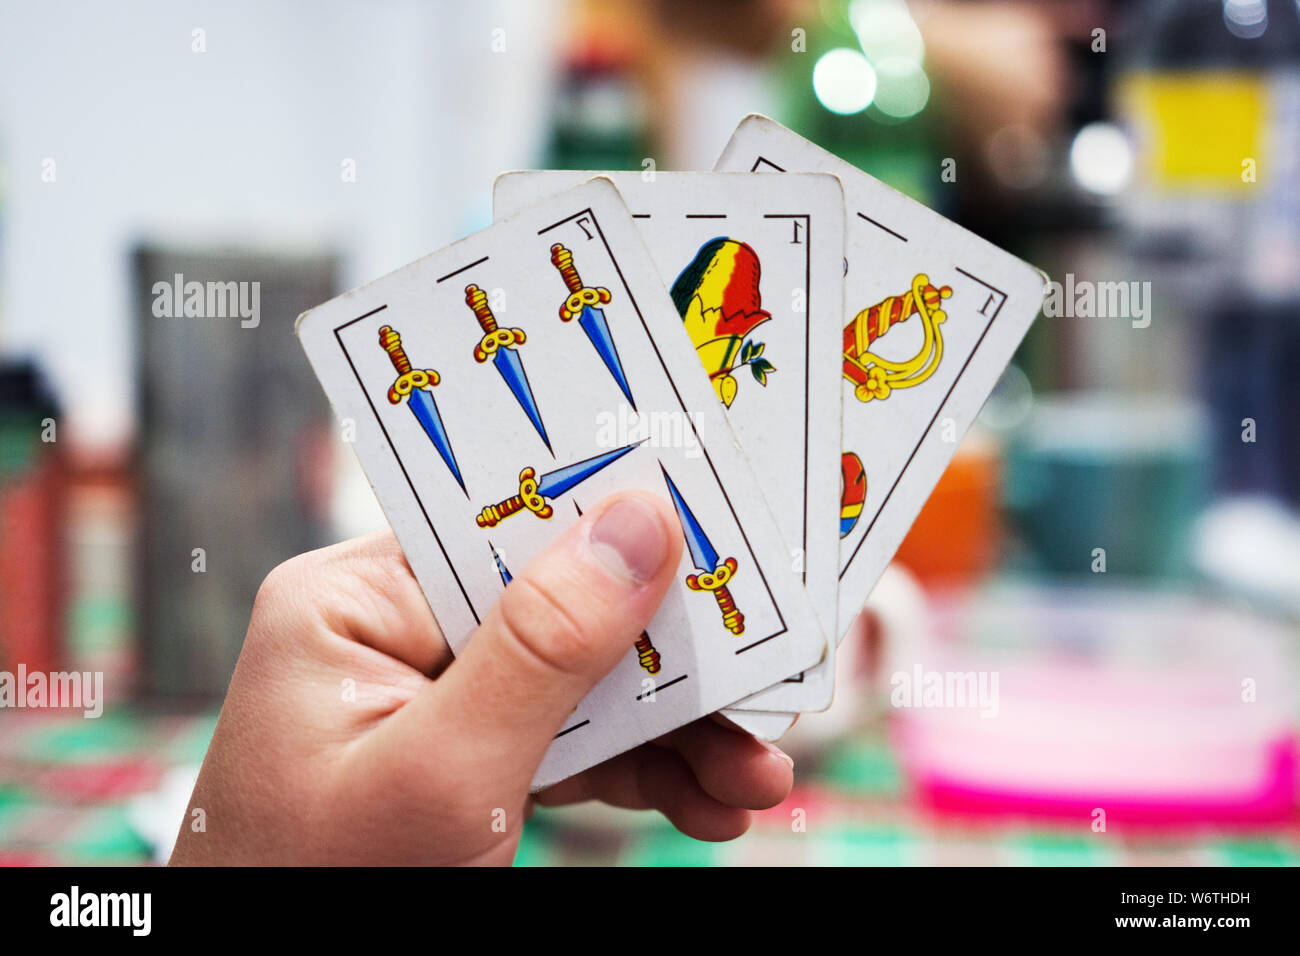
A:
872;55;930;119
1223;0;1268;39
813;47;878;115
848;0;925;64
1069;121;1134;195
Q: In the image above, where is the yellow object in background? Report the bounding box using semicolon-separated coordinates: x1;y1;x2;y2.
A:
1120;71;1266;191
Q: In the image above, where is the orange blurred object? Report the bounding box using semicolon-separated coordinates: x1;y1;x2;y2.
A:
893;434;1001;587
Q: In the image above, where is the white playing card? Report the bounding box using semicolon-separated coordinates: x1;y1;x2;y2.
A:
494;171;844;718
296;177;826;789
717;115;1047;657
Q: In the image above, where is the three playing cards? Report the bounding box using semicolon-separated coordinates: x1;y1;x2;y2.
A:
297;115;1048;788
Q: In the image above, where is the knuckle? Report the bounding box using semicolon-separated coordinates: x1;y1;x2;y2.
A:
249;553;318;629
254;555;303;606
252;559;293;611
496;574;599;679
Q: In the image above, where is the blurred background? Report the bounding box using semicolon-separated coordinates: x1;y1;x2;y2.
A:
1;0;1297;865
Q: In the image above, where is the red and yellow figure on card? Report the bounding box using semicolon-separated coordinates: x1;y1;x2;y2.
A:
670;238;775;409
633;632;661;674
840;451;866;539
843;273;952;403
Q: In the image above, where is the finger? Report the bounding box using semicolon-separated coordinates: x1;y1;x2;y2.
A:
381;490;683;788
535;747;753;843
254;530;450;676
660;718;793;809
532;751;654;809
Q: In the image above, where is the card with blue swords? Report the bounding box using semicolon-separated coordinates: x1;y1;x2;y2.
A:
476;440;643;528
661;465;745;636
550;243;636;409
464;283;552;453
378;325;466;495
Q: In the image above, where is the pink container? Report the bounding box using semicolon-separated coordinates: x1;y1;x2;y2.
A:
890;587;1299;827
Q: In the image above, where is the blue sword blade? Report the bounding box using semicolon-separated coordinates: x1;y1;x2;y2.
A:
490;542;513;586
408;387;465;493
578;305;635;408
536;441;641;501
492;346;551;452
662;469;720;573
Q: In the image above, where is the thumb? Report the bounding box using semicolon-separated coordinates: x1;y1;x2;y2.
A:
390;490;681;784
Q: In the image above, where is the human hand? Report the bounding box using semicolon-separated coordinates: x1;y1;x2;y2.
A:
169;492;794;866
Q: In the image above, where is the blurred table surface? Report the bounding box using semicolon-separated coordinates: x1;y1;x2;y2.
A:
1;707;1296;866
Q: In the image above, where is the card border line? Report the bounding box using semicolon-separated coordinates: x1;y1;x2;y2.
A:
434;255;489;284
856;210;909;243
748;157;817;686
554;719;590;739
761;213;813;587
635;673;689;701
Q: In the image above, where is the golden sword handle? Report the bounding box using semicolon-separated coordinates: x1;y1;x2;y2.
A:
476;467;554;528
550;243;611;321
378;326;439;404
633;632;661;674
686;557;745;635
465;284;525;363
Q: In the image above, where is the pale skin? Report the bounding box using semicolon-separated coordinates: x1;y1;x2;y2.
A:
170;491;795;866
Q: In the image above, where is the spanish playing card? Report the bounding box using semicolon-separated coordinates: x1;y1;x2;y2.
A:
716;115;1047;720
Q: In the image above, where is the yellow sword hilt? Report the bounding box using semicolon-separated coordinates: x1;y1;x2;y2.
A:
550;243;611;322
633;631;662;674
465;284;526;363
686;557;745;635
476;466;554;528
378;326;440;404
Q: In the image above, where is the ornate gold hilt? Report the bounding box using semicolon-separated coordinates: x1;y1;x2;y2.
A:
846;272;951;403
550;243;611;322
378;326;440;404
686;556;745;635
476;466;553;528
465;284;526;363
